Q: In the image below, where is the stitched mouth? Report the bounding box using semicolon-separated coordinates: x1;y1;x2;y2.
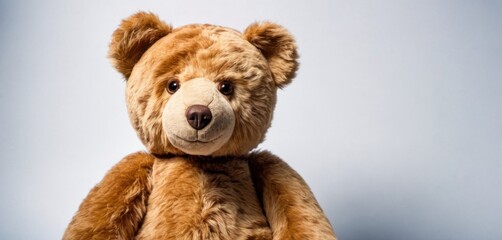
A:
173;133;222;144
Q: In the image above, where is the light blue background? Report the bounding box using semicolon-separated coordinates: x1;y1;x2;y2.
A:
1;1;501;239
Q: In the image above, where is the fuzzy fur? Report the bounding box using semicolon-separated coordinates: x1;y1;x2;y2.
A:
64;12;336;239
63;152;154;239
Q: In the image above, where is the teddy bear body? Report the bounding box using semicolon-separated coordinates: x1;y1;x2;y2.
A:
64;12;336;240
137;154;271;239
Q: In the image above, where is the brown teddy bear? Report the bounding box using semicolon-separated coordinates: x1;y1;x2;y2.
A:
64;12;336;240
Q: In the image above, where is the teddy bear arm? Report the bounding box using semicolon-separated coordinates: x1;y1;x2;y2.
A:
248;151;337;240
63;152;154;240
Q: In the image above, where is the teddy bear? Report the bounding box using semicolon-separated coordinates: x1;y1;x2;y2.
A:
63;12;336;240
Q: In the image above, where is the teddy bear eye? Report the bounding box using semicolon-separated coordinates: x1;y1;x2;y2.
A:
166;79;180;94
218;81;233;95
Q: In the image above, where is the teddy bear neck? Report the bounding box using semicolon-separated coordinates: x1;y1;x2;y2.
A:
151;152;248;162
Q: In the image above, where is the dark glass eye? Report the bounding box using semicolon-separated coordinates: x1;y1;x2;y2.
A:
218;81;233;95
166;79;180;94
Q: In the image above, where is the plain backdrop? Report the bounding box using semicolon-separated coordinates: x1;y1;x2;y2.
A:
1;0;501;239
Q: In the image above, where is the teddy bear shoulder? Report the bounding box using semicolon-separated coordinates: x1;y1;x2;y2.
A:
247;151;337;239
63;152;154;240
247;150;304;184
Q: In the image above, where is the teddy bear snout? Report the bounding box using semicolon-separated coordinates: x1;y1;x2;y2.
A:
185;105;212;130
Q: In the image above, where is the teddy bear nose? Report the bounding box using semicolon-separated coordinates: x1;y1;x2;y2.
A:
185;105;212;130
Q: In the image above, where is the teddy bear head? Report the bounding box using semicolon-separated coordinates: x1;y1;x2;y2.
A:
108;12;298;157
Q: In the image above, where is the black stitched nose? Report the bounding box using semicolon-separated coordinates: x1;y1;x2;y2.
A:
185;105;212;130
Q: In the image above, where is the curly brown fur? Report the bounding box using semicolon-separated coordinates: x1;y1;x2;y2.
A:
124;24;277;156
136;155;272;239
64;152;336;240
244;22;299;88
109;12;172;79
249;151;337;240
65;11;336;240
63;152;154;240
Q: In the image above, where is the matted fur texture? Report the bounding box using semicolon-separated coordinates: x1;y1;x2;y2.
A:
64;12;336;239
123;21;279;156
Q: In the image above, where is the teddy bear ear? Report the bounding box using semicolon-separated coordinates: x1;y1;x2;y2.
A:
244;22;299;88
109;12;172;79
